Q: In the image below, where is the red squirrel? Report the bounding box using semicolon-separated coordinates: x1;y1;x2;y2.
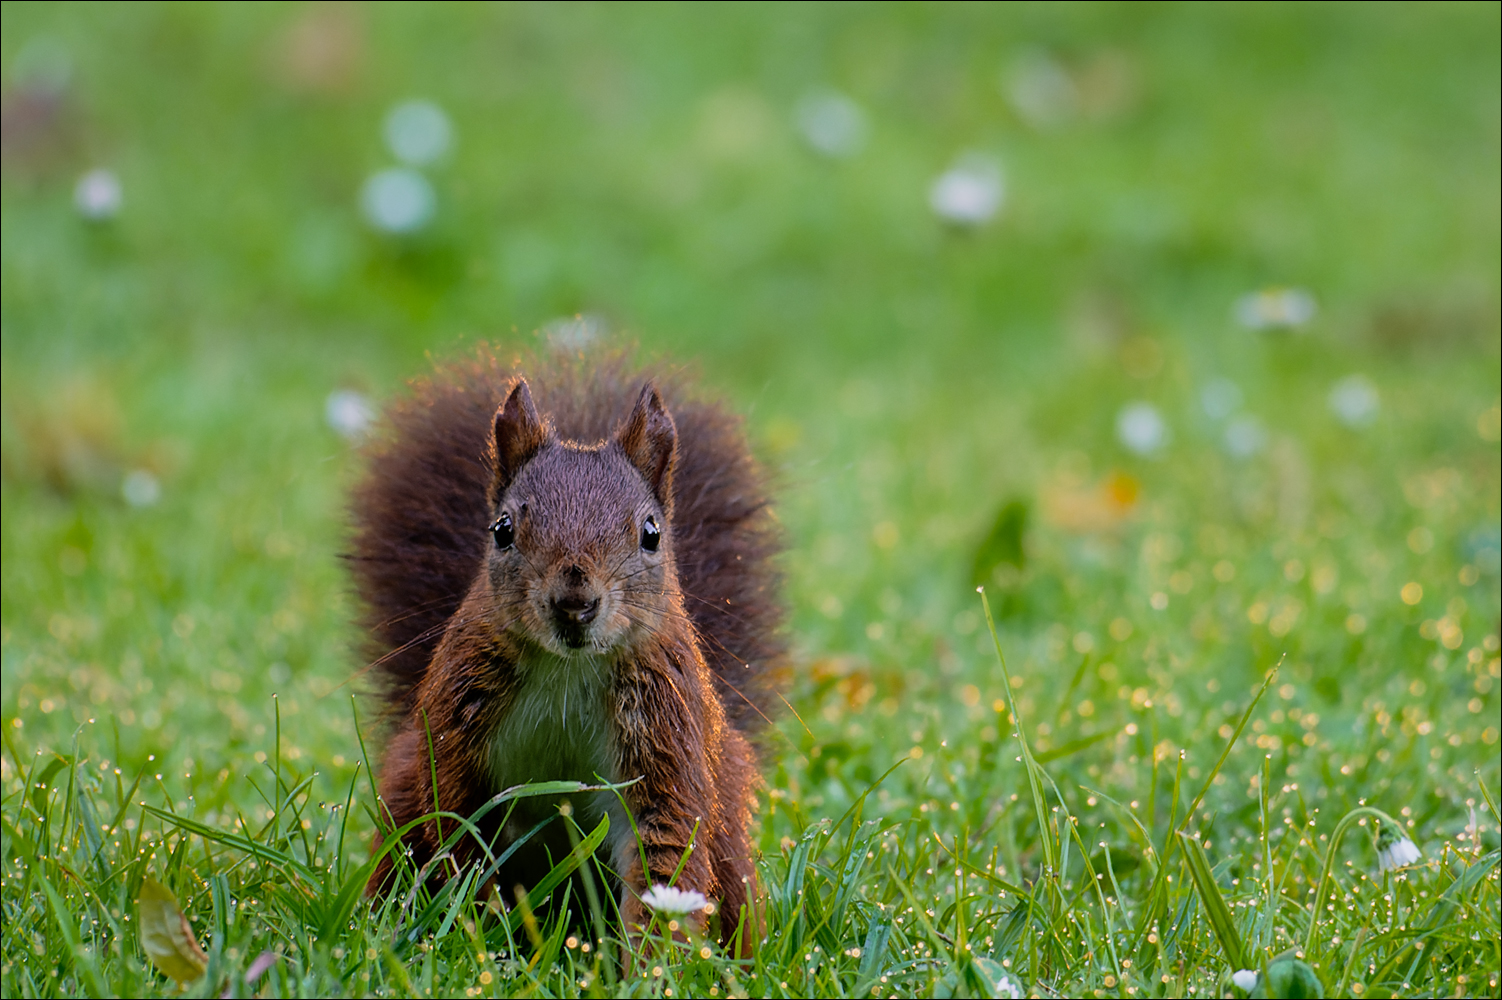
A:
349;346;783;949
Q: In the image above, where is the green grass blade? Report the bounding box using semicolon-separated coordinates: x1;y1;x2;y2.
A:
141;804;319;883
1177;831;1244;970
503;812;611;935
853;918;893;996
980;588;1057;881
1134;664;1277;946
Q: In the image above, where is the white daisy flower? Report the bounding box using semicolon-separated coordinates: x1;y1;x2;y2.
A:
1231;968;1259;991
1200;377;1243;420
384;99;452;166
543;313;606;352
639;884;709;915
996;970;1025;999
325;389;375;440
360;168;435;234
929;155;1004;225
1005;49;1077;128
1116;401;1169;455
1328;375;1380;429
121;469;161;507
1376;825;1421;873
74;168;122;220
1233;287;1317;331
1223;415;1267;458
794;88;868;158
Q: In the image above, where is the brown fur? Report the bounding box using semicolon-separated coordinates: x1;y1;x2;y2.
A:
348;345;783;948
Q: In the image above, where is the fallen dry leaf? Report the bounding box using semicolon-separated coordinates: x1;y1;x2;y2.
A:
137;877;208;986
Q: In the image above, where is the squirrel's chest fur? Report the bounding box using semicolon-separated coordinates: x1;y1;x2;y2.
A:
486;650;626;849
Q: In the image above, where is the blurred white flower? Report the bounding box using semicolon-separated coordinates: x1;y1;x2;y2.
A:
544;314;606;352
1376;826;1421;873
121;469;161;508
384;99;452;166
1005;50;1077;127
1234;287;1317;331
360;168;435;234
1328;375;1379;428
640;884;708;915
74;169;122;220
794;88;868;158
1117;402;1168;455
1200;378;1243;420
929;155;1004;225
993;970;1025;999
1224;415;1266;458
326;389;375;440
1231;969;1260;991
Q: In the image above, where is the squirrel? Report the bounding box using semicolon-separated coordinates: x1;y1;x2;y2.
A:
348;345;784;950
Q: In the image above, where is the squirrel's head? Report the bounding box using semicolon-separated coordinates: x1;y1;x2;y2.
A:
483;377;680;656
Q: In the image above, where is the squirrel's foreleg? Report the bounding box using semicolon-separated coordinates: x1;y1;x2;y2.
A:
369;654;508;895
612;646;725;938
368;720;440;894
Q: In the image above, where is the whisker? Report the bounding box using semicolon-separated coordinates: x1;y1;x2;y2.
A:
369;590;472;631
613;597;766;656
330;612;488;696
512;544;547;580
610;606;787;740
611;564;663;584
604;544;638;580
677;587;768;633
366;614;483;670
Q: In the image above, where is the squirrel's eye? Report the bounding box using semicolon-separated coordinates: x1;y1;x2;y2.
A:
640;515;661;553
491;512;515;550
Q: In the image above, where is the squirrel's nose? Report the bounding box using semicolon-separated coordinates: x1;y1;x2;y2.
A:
551;592;600;625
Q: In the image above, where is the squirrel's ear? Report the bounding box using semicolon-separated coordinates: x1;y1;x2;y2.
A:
491;378;548;497
618;382;677;512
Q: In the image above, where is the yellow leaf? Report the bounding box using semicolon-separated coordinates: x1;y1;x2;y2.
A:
137;877;207;985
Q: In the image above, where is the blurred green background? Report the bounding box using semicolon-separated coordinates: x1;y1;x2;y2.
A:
2;1;1498;854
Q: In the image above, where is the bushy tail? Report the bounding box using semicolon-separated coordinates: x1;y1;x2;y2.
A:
347;344;785;732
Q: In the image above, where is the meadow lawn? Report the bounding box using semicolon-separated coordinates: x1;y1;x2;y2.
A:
2;4;1499;997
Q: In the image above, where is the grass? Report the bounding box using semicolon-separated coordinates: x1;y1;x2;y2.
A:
2;2;1499;997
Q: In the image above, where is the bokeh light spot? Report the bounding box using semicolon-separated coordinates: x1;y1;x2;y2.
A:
360;168;435;233
384;99;452;165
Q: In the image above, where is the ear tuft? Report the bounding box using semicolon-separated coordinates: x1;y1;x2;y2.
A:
490;378;548;500
617;382;677;511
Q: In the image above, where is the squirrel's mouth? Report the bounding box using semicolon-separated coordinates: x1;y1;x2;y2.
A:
553;622;592;650
549;592;602;650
